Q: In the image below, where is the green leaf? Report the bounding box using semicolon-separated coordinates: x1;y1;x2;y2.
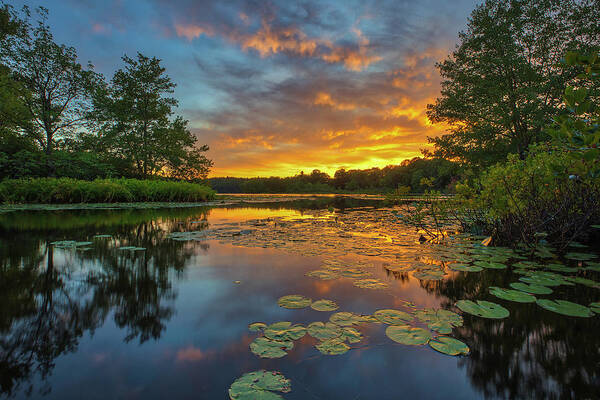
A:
315;338;350;355
250;337;293;359
429;336;470;356
353;278;389;289
263;322;306;341
509;282;553;295
278;295;312;309
373;309;414;324
536;299;593;317
385;325;432;345
307;322;342;341
248;322;267;332
229;370;291;400
455;300;509;319
489;286;536;303
310;299;339;312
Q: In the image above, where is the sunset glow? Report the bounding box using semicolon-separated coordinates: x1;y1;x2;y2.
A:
16;0;479;177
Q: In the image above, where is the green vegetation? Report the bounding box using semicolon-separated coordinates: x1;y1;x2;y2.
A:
0;178;215;203
210;157;460;194
0;4;212;201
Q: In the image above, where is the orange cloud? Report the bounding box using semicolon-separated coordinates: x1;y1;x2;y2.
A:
175;23;215;41
239;21;318;57
321;28;381;71
313;92;356;110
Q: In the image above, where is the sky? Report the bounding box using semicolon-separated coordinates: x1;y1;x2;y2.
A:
11;0;480;177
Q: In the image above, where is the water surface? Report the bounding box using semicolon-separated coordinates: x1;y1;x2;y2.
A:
0;199;598;399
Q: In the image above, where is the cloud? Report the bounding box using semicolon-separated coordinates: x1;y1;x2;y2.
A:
175;23;215;40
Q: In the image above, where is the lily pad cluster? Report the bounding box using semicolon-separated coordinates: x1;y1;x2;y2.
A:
229;370;291;400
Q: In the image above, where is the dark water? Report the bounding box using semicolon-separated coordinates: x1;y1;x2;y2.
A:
0;200;599;399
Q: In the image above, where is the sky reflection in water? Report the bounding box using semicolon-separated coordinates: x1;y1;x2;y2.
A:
0;202;598;399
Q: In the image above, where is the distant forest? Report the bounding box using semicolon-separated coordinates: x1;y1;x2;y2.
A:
209;157;460;193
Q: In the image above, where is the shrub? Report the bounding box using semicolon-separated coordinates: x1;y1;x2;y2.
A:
0;178;215;204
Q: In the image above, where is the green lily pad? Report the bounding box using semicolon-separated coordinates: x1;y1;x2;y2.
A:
565;252;597;261
473;261;507;270
228;370;291;400
413;269;445;280
385;325;431;345
329;312;367;326
264;322;307;341
455;300;509;319
340;327;363;344
248;322;267;332
565;276;600;288
278;295;312;309
307;322;342;340
509;282;553;295
448;264;483;272
590;302;600;314
338;268;371;278
315;337;350;355
429;336;470;356
250;337;293;359
489;287;536;303
118;246;146;251
373;309;414;324
536;299;593;317
353;278;389;289
518;274;568;287
310;299;339;312
93;234;112;239
414;308;463;334
306;270;339;280
544;264;579;273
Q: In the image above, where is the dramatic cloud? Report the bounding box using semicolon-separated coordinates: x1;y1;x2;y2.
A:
14;0;479;177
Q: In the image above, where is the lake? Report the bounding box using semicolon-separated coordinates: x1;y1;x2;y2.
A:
0;196;599;399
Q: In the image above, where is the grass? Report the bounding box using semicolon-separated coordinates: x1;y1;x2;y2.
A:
0;178;216;204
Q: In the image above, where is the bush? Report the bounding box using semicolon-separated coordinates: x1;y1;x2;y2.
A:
458;147;600;248
0;178;216;204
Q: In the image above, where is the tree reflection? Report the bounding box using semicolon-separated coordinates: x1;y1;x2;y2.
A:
426;269;600;399
0;208;210;397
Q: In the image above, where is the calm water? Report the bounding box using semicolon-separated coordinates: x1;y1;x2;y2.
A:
0;198;599;399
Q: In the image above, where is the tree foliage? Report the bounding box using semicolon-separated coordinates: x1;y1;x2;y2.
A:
426;0;600;167
0;6;102;164
93;53;212;180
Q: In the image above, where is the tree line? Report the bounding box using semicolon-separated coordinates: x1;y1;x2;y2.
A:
209;157;460;193
0;4;212;182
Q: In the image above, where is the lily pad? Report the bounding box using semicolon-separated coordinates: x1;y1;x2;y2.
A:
473;261;507;270
448;264;483;272
353;279;389;289
413;269;445;280
340;327;363;344
264;322;307;341
250;337;293;359
338;268;371;278
565;276;600;288
590;302;600;314
248;322;267;332
429;336;470;356
229;370;291;400
509;282;553;295
536;299;593;317
307;322;342;340
310;299;339;312
93;234;112;239
565;252;597;261
373;309;414;325
329;312;367;326
278;295;312;309
489;287;536;303
385;325;431;345
315;337;350;355
455;300;509;319
414;308;463;334
306;270;339;280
